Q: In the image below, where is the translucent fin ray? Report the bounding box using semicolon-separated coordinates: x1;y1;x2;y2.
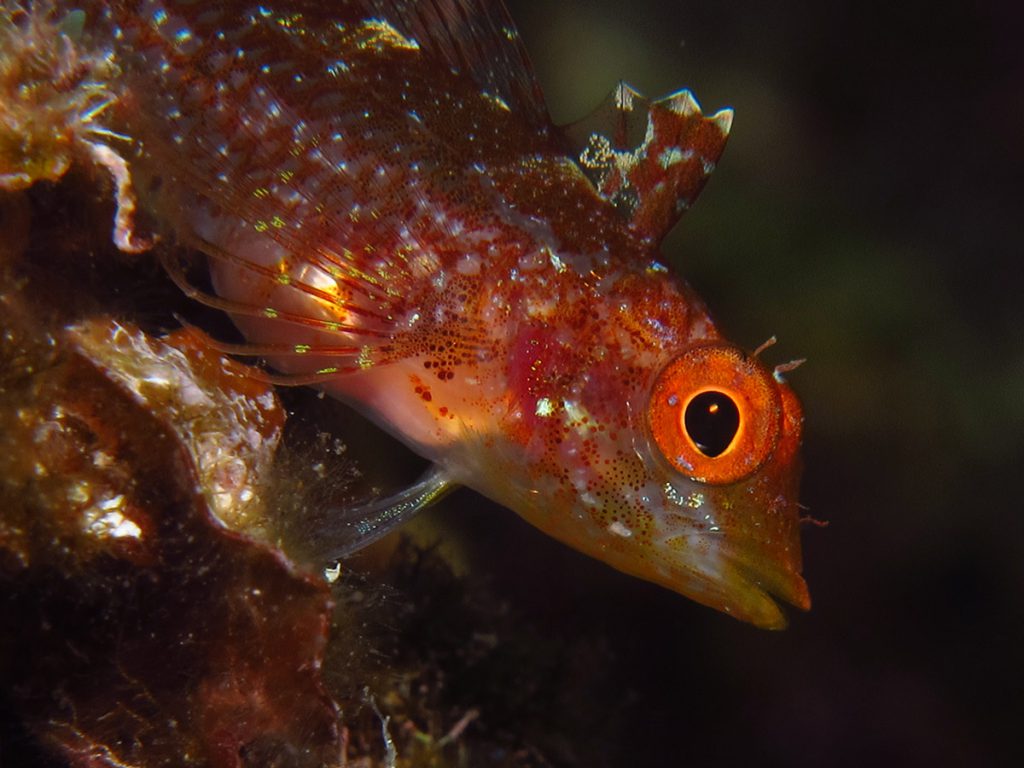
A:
311;464;457;561
361;0;550;130
161;253;394;341
170;324;382;386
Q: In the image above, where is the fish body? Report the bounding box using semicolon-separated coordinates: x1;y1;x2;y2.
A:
83;0;807;627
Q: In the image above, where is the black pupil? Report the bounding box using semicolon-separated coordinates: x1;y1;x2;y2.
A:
684;391;740;457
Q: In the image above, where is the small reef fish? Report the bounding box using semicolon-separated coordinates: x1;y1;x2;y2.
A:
64;0;808;627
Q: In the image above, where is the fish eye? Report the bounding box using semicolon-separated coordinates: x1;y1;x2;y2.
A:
647;344;782;484
684;390;740;457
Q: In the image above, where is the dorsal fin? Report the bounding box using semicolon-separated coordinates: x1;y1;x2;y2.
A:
562;82;733;244
196;1;549;129
357;0;551;130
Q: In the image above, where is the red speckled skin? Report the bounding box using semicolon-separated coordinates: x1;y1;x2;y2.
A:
88;0;808;627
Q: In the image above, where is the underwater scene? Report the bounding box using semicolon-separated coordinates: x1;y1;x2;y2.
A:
1;0;1021;765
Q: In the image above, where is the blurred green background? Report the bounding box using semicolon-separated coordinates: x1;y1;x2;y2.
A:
473;0;1023;764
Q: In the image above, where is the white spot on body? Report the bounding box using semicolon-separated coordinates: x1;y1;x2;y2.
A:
608;520;634;538
547;250;567;273
456;253;482;275
525;295;557;318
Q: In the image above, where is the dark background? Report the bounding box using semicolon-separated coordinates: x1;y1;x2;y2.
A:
439;0;1022;764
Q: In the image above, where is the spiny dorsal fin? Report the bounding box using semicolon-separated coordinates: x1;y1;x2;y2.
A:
563;82;733;244
359;0;550;130
203;1;549;129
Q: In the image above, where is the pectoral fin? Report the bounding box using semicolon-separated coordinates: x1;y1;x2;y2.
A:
312;464;456;563
563;82;733;244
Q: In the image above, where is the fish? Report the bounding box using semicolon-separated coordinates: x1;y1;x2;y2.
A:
76;0;808;628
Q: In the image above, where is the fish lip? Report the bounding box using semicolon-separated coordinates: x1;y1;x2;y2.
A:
718;548;811;629
639;531;810;629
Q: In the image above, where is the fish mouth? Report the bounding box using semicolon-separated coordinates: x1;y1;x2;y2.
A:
600;527;810;629
701;541;811;629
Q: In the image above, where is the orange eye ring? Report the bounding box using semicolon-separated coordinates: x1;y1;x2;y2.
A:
647;344;782;484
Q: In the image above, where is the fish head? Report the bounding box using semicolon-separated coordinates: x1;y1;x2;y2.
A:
635;342;808;627
511;340;808;629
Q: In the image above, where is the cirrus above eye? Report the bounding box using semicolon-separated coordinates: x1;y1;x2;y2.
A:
684;390;740;457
